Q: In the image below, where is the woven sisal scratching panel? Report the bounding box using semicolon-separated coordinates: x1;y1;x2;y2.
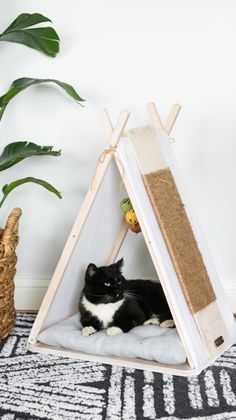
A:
143;168;216;314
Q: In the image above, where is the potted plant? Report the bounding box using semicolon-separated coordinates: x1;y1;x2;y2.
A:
0;13;84;339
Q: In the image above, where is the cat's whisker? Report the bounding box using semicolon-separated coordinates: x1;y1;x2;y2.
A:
125;289;140;294
98;295;110;304
97;298;105;304
125;292;139;297
125;291;140;299
124;292;138;302
98;295;112;304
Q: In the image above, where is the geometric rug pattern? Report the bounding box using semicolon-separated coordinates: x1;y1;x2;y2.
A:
0;313;236;419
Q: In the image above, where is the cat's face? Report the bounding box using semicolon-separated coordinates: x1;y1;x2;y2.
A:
83;259;126;303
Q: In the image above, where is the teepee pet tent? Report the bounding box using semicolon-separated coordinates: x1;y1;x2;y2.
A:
28;103;236;376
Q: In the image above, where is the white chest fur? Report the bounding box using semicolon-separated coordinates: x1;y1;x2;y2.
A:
82;296;124;328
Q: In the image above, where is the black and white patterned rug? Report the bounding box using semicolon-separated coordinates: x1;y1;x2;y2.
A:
0;313;236;419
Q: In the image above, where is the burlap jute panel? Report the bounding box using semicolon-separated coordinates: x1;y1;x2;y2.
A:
143;168;216;314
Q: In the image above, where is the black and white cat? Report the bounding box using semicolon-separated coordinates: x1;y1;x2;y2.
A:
79;259;174;336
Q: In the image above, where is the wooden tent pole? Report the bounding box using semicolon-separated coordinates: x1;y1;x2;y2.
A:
147;102;181;135
100;109;130;265
99;108;113;138
164;103;181;135
106;219;129;265
147;103;163;131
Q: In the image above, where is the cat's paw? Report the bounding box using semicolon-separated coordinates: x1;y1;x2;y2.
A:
160;319;175;328
144;317;160;326
82;326;97;336
107;326;123;336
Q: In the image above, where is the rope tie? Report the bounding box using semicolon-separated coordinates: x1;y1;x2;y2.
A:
99;145;117;163
91;145;125;191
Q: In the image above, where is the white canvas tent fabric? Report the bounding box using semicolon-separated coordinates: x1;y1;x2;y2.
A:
28;106;236;376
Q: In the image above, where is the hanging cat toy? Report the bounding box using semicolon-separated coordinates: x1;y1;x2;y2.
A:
120;198;141;233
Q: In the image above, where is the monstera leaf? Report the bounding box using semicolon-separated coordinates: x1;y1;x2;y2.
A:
0;177;62;208
0;13;60;56
0;141;61;172
0;77;85;121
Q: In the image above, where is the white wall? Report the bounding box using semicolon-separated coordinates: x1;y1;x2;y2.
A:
1;0;236;311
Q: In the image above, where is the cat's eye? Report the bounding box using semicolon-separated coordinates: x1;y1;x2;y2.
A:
104;282;111;287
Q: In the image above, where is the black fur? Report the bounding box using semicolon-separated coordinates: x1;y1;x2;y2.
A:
79;258;173;333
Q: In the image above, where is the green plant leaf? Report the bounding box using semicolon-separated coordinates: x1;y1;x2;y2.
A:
3;13;52;31
0;77;85;121
0;141;61;172
0;13;60;56
0;176;62;208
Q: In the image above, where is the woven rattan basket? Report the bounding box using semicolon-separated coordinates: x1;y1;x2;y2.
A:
0;208;22;340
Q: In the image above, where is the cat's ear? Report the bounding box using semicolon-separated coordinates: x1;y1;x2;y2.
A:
114;258;124;273
86;263;97;278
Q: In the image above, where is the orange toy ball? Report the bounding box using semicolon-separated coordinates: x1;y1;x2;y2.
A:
129;223;141;234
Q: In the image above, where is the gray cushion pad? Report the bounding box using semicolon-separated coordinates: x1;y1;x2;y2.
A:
38;313;186;365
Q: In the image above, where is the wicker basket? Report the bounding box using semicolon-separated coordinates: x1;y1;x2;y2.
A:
0;208;22;340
